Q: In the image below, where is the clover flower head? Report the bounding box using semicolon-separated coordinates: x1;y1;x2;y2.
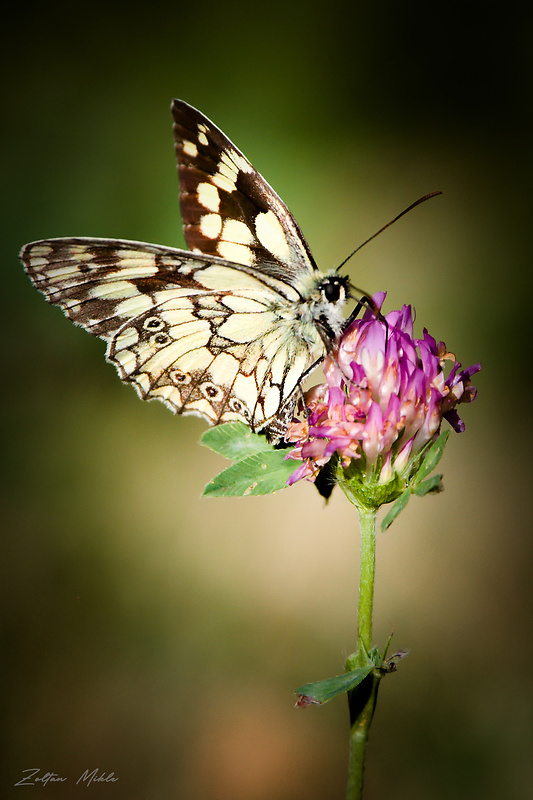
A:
286;293;480;504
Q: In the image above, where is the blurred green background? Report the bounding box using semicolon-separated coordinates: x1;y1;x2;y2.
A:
2;2;532;798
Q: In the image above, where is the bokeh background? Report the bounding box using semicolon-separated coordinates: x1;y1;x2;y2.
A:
2;3;532;798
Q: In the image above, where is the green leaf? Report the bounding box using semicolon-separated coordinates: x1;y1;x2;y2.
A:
200;422;271;461
380;489;411;532
295;666;373;706
201;422;302;497
414;430;450;485
413;474;444;496
202;450;299;497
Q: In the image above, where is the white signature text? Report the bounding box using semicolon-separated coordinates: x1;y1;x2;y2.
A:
15;768;118;787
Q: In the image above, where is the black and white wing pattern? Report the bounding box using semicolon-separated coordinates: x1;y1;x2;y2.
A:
20;100;350;442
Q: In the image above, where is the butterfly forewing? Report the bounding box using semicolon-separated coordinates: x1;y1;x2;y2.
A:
172;100;318;291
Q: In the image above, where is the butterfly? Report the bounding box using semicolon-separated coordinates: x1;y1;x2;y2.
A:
20;100;352;444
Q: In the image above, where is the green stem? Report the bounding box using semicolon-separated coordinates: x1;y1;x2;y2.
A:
346;673;380;799
356;507;376;653
345;506;379;800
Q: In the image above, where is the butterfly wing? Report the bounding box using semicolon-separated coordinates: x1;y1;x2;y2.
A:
172;100;320;292
20;238;324;437
20;100;345;441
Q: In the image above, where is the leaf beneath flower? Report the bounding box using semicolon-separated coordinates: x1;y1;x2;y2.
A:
203;450;299;496
413;474;444;496
201;422;271;460
381;489;411;532
201;422;302;496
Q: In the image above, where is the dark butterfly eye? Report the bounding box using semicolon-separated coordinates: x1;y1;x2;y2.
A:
323;281;342;303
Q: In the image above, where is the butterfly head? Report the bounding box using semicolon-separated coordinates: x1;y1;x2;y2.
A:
320;272;352;305
305;271;351;349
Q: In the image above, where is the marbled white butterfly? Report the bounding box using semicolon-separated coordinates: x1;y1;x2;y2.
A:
20;100;351;443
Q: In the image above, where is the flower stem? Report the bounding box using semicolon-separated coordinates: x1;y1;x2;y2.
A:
346;672;380;799
356;507;376;653
345;506;379;800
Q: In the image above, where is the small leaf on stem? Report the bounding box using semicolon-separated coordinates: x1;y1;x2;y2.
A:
295;666;374;706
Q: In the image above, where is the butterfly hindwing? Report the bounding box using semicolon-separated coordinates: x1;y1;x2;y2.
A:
20;237;324;434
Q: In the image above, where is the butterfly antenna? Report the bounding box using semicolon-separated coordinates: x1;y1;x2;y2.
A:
335;191;442;274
